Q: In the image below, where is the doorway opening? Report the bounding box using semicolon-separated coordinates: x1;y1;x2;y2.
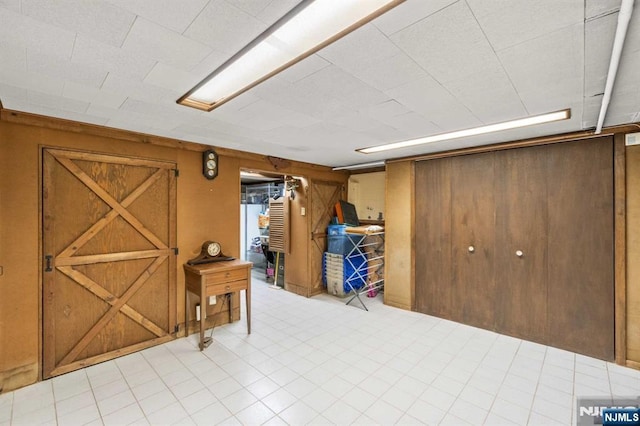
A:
240;170;295;288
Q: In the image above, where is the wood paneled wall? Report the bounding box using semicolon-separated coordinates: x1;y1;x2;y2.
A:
384;161;414;310
0;110;347;392
388;132;638;367
626;145;640;366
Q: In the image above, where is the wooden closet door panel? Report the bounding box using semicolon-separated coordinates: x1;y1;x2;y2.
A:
494;146;548;342
415;158;452;318
547;137;614;360
450;153;496;329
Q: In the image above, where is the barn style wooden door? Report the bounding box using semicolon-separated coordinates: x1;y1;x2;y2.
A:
309;180;343;296
43;149;177;378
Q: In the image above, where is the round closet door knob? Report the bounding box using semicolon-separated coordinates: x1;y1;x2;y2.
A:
468;246;475;253
516;250;524;257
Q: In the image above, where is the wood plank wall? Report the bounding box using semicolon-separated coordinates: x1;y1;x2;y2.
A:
0;110;347;392
384;161;414;310
626;145;640;366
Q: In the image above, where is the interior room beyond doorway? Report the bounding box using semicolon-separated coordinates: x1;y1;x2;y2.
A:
240;170;294;288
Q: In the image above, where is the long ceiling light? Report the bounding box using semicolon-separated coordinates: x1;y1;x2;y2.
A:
178;0;405;111
357;109;572;154
332;161;386;171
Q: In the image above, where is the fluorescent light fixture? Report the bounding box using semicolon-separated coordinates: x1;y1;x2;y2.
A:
332;161;386;171
357;109;572;154
178;0;404;111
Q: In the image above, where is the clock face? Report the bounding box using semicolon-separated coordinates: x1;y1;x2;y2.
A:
207;242;221;257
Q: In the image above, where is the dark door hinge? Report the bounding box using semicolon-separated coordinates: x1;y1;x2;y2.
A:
173;247;179;255
174;169;179;177
45;255;53;272
174;324;179;333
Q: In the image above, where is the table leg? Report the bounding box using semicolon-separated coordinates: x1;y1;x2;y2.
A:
199;290;205;351
246;271;251;334
185;290;189;339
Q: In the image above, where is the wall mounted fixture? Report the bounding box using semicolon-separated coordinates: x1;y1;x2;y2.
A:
357;109;571;154
202;149;218;180
177;0;404;111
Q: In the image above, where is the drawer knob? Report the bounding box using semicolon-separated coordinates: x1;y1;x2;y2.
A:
516;250;524;258
468;245;475;253
225;286;230;291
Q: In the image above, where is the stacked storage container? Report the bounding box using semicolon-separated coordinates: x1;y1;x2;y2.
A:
323;225;368;297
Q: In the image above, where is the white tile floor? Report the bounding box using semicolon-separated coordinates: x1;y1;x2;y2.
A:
2;270;640;425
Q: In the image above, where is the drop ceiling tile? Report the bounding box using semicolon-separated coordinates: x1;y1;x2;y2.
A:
21;0;136;47
359;100;411;121
102;73;179;103
62;81;127;109
606;90;640;127
586;0;621;19
359;125;411;143
27;50;107;88
443;67;527;123
582;95;603;128
295;66;390;110
107;107;184;132
0;67;64;96
27;90;64;110
326;111;387;133
144;63;200;94
0;7;75;59
213;104;285;132
385;76;482;131
276;54;331;84
319;24;402;72
228;0;273;17
351;53;427;92
498;23;584;115
0;0;20;12
240;99;321;128
189;49;230;77
254;0;301;24
61;97;91;114
72;36;156;80
611;9;640;93
467;0;583;51
377;111;441;138
104;0;208;33
0;43;26;71
122;18;212;70
0;83;28;104
373;0;458;36
184;0;267;54
54;111;109;126
584;13;618;97
214;91;262;113
390;1;498;85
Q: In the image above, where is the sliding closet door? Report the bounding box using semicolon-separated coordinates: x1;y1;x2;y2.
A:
450;153;496;330
547;137;614;360
494;146;548;342
415;158;452;318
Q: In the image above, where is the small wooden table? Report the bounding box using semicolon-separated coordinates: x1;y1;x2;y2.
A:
184;259;252;350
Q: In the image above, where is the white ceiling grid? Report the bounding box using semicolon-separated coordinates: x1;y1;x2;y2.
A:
0;0;638;167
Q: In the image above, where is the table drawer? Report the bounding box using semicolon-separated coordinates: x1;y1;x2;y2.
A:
204;268;247;285
206;279;248;295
